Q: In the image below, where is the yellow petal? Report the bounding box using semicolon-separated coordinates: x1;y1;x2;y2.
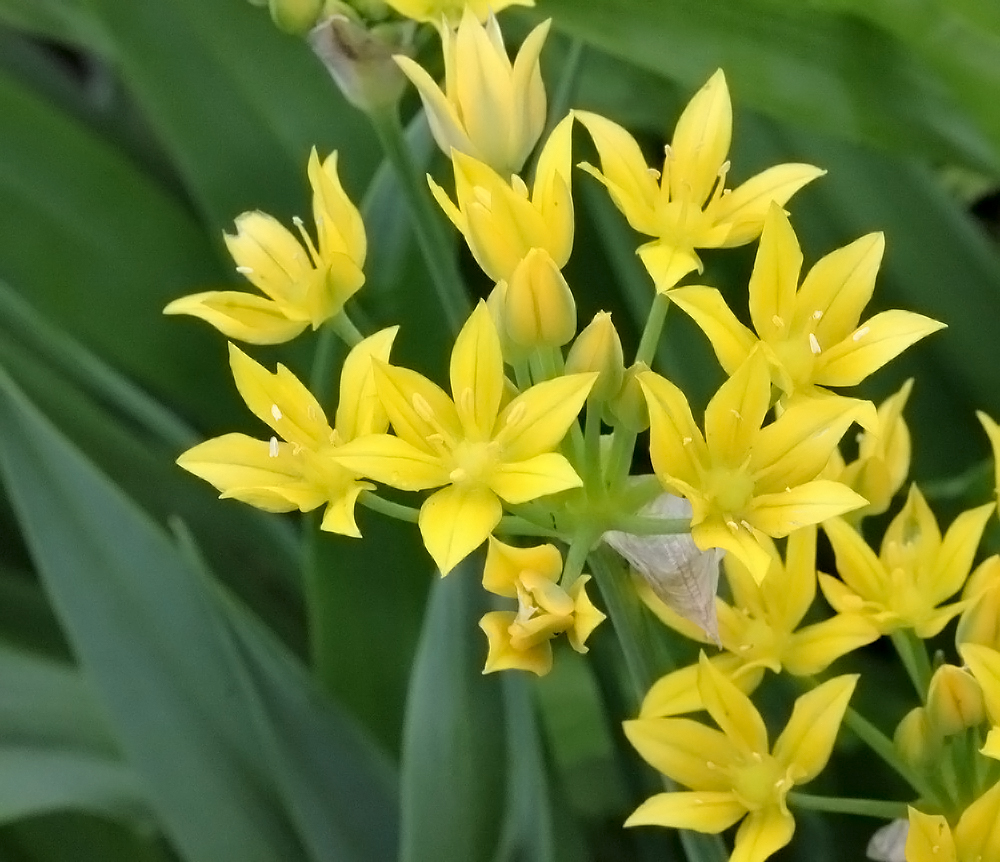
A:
710;163;825;246
954;778;1000;860
625;715;739;790
450;303;504;438
932;502;995;603
978;410;1000;502
228;344;330;448
816;310;946;387
639;657;763;718
483;537;561;597
419;484;502;574
489;453;582;504
773;674;857;782
428;174;466;233
792;232;883;345
750;481;867;537
958;643;1000;721
493;373;595;461
574;110;658;234
224;211;312;303
319;481;368;538
396;54;474;158
334;327;398;441
308;149;366;265
704;350;771;466
783;615;879;676
905;809;958;862
372;361;462;453
730;808;795;862
694;519;773;585
697;652;769;755
331;434;450;491
508;20;550;173
163;291;307;344
566;575;605;652
669;69;732;207
747;205;803;342
637;241;704;293
480;611;552;675
625;791;745;832
983;726;1000;759
532;114;575;254
669;285;756;374
639;371;707;490
769;525;817;629
822;517;887;602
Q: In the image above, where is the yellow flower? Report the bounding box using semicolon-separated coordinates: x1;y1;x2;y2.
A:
575;71;824;292
384;0;532;26
165;149;366;344
395;10;548;176
176;328;396;537
331;302;596;573
827;379;913;520
958;643;1000;761
670;206;944;416
640;526;878;717
905;780;1000;862
479;538;605;675
978;410;1000;511
429;114;574;286
957;555;1000;651
625;655;857;862
821;486;994;637
639;348;867;582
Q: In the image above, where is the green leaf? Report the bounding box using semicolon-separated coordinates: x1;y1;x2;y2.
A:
535;0;1000;173
399;567;508;862
0;0;110;54
0;367;306;862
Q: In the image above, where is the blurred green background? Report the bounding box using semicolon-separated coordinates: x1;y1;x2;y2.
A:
0;0;998;859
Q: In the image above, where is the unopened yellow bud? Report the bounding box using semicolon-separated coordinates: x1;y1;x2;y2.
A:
268;0;323;33
566;312;625;403
894;707;936;766
957;556;1000;651
504;248;576;348
609;362;651;432
927;665;986;737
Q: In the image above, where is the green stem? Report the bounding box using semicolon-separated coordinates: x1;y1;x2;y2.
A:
330;311;365;347
359;491;420;523
309;319;342;403
369;106;470;333
583;401;603;491
891;629;933;700
561;527;598;588
608;514;691;536
787;792;908;820
607;428;637;492
634;293;670;368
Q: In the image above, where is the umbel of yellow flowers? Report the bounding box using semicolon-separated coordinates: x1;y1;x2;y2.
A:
625;655;857;862
383;0;532;26
905;779;1000;862
165;149;366;344
332;302;596;574
394;9;549;176
576;70;824;292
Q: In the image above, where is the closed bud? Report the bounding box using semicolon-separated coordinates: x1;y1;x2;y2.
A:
566;312;625;403
504;248;576;348
894;706;936;767
609;362;651;432
926;664;986;737
957;555;1000;651
268;0;323;33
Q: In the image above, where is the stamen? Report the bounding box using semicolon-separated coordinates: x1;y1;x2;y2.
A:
812;309;823;320
853;325;870;342
449;467;468;483
236;266;253;274
411;394;436;422
292;216;322;267
726;520;740;532
269;436;279;458
682;436;693;445
740;520;753;532
511;175;529;199
809;333;822;355
459;387;476;419
504;402;527;427
705;761;716;770
730;409;742;420
271;404;283;421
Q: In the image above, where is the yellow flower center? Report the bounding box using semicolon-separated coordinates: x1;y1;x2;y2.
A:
770;335;818;391
703;467;755;519
735;615;781;666
730;752;787;811
508;571;575;650
448;440;500;487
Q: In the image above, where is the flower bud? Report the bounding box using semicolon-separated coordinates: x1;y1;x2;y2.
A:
504;248;576;348
894;707;936;767
566;312;625;403
957;555;1000;651
268;0;323;33
608;362;651;432
926;665;986;737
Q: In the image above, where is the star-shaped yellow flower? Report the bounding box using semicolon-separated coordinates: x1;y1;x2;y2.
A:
177;328;396;536
639;348;867;582
384;0;532;26
332;302;596;573
576;70;824;292
166;149;367;344
821;486;995;637
479;538;605;675
640;526;878;717
625;655;857;862
395;9;549;176
905;780;1000;862
669;205;944;416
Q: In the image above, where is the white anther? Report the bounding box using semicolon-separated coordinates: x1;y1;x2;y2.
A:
269;436;279;458
853;326;870;342
682;436;693;445
705;761;716;770
307;406;317;420
809;333;822;355
739;644;752;652
505;402;527;426
812;309;823;320
412;394;436;422
292;215;305;227
726;520;740;532
271;404;282;421
449;468;468;483
730;409;743;420
741;520;754;532
236;266;253;274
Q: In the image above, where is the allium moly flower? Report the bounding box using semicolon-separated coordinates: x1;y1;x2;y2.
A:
576;70;824;292
479;538;605;675
639;348;867;582
332;302;596;573
625;655;857;862
905;780;1000;862
978;410;1000;511
821;486;994;637
177;329;396;536
384;0;532;26
670;206;944;418
959;644;1000;761
394;9;548;175
640;526;878;717
166;149;366;344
